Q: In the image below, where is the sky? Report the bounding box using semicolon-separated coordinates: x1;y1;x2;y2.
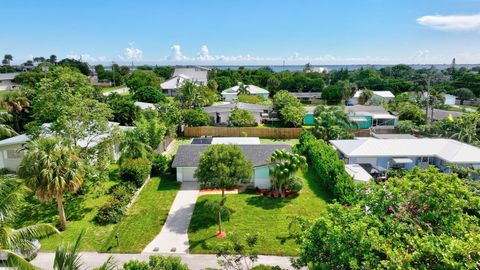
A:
2;0;480;65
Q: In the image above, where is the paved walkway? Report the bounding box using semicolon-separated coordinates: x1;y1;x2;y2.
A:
30;252;296;270
142;182;200;254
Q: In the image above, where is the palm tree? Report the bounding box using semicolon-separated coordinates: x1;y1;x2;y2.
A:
205;197;231;237
118;130;152;163
269;149;307;196
54;231;84;270
313;105;355;141
0;176;59;270
0;113;17;139
175;80;207;108
237;83;250;96
0;91;30;132
358;89;373;104
18;137;84;230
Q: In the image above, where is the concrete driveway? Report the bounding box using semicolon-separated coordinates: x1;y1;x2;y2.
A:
142;182;200;254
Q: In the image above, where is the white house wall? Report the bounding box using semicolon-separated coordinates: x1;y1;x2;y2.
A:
0;144;25;172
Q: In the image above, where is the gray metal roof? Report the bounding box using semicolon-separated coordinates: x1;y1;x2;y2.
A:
0;73;20;81
203;102;272;113
172;144;291;168
431;109;463;121
291;92;322;98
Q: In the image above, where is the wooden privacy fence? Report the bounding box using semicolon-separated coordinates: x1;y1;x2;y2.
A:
184;126;303;139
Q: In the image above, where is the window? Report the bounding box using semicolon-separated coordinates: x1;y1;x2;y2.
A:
420;157;429;163
6;150;24;159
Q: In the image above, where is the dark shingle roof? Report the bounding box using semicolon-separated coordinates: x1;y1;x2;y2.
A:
172;144;292;168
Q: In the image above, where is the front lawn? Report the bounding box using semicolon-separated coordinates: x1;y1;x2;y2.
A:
188;169;330;256
101;174;180;253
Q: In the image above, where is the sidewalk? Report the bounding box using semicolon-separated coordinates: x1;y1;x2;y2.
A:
142;182;200;254
30;252;296;270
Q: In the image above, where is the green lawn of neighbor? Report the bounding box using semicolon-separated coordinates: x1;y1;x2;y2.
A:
260;138;299;146
15;167;180;253
15;173;120;251
188;168;331;256
101;174;180;253
100;85;127;93
169;137;192;155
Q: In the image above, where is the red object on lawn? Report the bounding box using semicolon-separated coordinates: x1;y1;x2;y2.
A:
216;231;227;238
273;193;279;198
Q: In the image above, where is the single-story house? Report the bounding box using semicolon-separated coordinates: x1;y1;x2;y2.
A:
0;73;20;91
161;67;209;96
291;92;323;104
0;122;131;172
221;84;269;102
172;140;291;189
431;109;463;121
444;94;457;106
345;105;397;129
350;90;395;105
331;138;480;173
203;102;274;125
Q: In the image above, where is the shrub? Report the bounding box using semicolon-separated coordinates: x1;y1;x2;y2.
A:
228;108;257;127
238;94;266;104
297;131;356;204
151;153;171;176
94;184;136;225
183;109;211;127
120;158;152;187
251;265;282;270
287;177;304;193
123;256;189;270
395;120;417;134
133;86;167;103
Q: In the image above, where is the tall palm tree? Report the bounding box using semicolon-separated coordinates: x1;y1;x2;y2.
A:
0;176;59;270
0;91;30;132
118;130;152;163
18;137;84;230
175;81;207;108
358;89;373;105
237;83;250;95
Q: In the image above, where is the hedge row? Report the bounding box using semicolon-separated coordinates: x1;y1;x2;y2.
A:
120;158;152;187
297;131;356;204
95;184;137;225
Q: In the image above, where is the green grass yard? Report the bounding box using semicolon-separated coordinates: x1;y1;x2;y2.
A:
260;138;299;146
188;169;330;256
101;175;180;253
100;85;127;93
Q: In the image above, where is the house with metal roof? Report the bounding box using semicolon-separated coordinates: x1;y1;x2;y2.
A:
330;138;480;173
0;73;20;90
345;105;397;129
0;122;132;172
134;101;156;110
221;84;269;102
161;67;208;96
351;90;395;105
291;92;323;104
203;102;274;125
172;138;291;188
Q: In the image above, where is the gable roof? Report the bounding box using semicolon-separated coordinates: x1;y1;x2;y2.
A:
221;85;269;95
345;105;391;115
203;102;272;113
354;90;395;98
134;101;156;110
172;67;208;82
172;144;291;168
290;92;322;98
330;138;480;164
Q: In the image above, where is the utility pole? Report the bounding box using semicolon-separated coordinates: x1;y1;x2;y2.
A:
425;76;431;125
112;61;116;86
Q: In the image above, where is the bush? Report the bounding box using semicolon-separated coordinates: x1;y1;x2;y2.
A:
94;184;136;225
251;265;283;270
228;108;257;127
183;109;211;127
238;94;266;104
120;158;152;187
297;131;356;204
133;86;167;103
123;256;189;270
395;120;417;134
287;177;304;193
151;153;171;176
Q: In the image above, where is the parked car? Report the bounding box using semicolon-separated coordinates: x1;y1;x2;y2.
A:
0;239;41;261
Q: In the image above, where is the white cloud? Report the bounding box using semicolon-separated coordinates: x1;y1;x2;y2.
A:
119;42;143;61
167;44;186;61
417;13;480;31
66;53;107;62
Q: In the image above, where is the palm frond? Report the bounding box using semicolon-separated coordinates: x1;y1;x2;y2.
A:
54;230;84;270
0;177;28;223
2;249;39;270
94;256;117;270
7;224;59;248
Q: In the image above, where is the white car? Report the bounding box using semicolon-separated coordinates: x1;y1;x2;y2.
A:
0;239;41;261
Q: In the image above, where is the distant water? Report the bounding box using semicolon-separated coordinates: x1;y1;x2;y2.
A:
206;64;479;72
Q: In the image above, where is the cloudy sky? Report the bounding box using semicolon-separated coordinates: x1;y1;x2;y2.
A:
1;0;479;65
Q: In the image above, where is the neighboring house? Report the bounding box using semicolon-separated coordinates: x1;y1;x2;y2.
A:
350;90;395;105
345;105;397;129
172;137;291;189
431;109;463;121
0;122;131;172
303;106;316;126
203;102;274;125
0;73;20;91
291;92;323;104
331;138;480;174
444;94;457;106
161;67;209;96
221;84;269;102
134;101;156;110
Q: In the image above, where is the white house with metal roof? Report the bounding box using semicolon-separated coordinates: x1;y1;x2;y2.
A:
0;122;131;172
331;138;480;172
0;73;20;90
351;90;395;105
172;138;290;189
161;67;209;96
221;84;269;102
